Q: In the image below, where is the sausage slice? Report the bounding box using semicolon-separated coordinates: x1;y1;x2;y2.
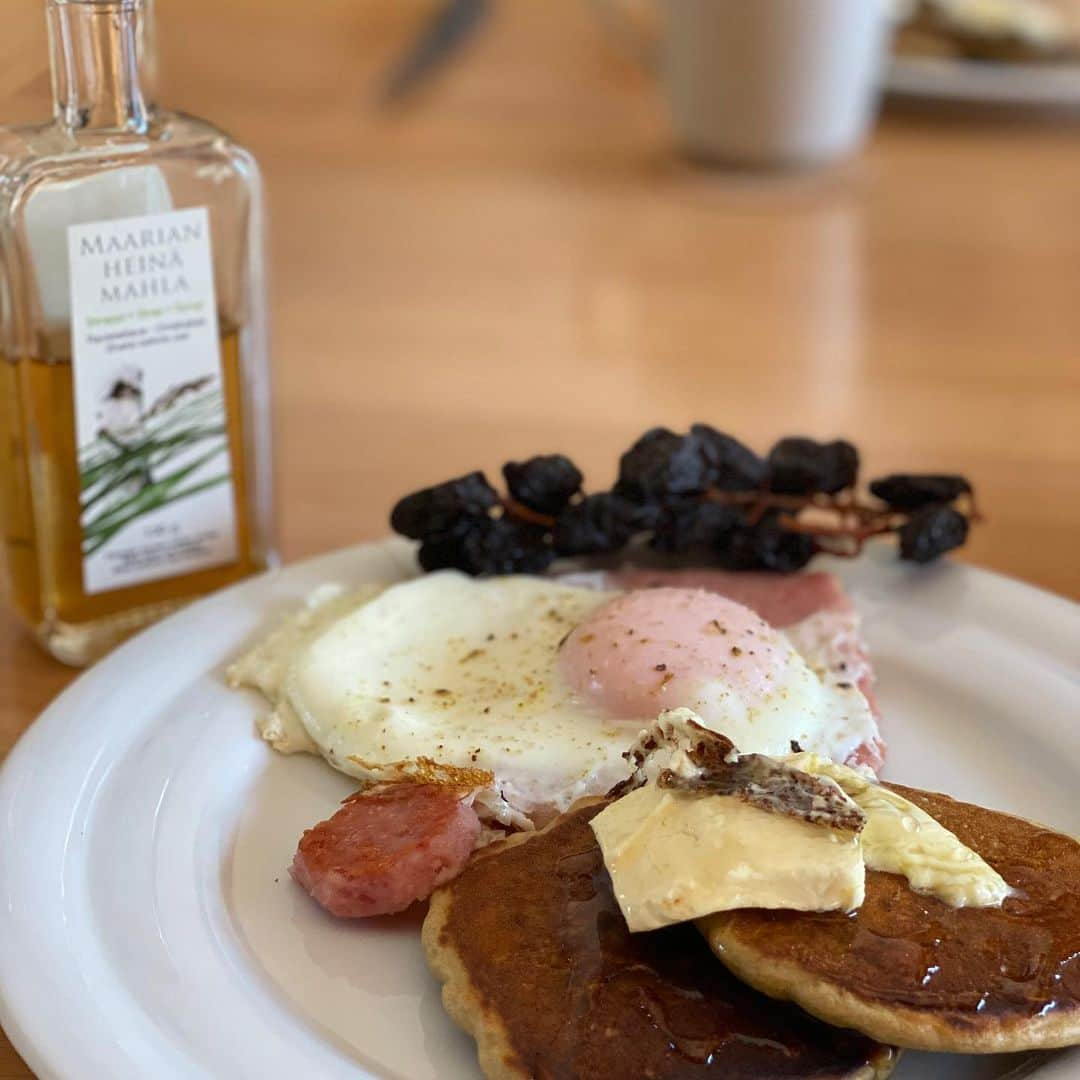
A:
292;783;481;918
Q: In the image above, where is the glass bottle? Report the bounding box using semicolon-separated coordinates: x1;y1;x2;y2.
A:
0;0;275;665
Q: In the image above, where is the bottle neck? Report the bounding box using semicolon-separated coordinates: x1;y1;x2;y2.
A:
46;0;154;134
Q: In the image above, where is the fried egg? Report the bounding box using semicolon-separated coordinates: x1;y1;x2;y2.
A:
230;571;878;827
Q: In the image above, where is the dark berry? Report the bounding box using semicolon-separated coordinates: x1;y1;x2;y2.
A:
416;529;467;572
466;519;555;575
898;506;969;564
650;500;745;553
870;474;972;512
715;512;816;573
767;438;859;495
553;493;640;556
502;455;583;516
616;428;713;505
391;472;499;539
609;481;663;528
690;425;766;492
418;518;553;576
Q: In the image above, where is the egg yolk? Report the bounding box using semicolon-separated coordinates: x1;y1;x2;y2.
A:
558;587;788;722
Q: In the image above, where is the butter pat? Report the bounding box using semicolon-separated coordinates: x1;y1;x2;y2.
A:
590;784;865;933
788;753;1011;908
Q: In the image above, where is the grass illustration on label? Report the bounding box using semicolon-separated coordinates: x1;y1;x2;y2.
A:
78;367;231;557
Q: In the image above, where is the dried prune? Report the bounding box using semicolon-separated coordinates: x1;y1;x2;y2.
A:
419;518;553;576
609;482;663;528
553;493;639;556
716;512;816;573
416;530;467;572
502;455;583;515
650;500;745;553
898;506;969;563
767;438;858;495
690;424;766;492
615;428;713;504
870;474;972;511
391;472;499;539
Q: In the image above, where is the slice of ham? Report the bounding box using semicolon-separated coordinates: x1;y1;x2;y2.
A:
565;567;886;774
291;783;481;918
590;568;852;627
846;736;886;772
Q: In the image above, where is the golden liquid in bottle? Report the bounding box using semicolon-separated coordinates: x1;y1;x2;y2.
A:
0;325;266;664
0;357;43;625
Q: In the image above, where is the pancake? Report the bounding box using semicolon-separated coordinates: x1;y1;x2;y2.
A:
701;784;1080;1054
423;800;898;1080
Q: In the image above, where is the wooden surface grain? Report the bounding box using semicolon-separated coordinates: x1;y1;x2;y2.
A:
2;0;1079;1074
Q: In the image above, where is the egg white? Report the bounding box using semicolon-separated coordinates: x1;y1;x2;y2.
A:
257;573;629;822
231;571;878;826
682;632;875;764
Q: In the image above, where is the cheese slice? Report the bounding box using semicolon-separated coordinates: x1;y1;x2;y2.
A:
590;783;865;933
788;753;1012;908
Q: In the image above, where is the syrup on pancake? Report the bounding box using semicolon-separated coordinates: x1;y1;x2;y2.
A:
701;785;1080;1052
424;801;898;1080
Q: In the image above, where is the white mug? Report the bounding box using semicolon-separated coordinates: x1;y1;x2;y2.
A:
595;0;892;167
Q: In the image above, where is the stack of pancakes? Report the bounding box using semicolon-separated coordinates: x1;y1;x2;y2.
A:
424;789;1079;1079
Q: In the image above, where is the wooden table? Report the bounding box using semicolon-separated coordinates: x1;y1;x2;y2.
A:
2;1;1079;1073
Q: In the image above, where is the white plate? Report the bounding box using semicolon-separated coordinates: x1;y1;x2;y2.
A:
1;538;1077;1080
885;54;1080;107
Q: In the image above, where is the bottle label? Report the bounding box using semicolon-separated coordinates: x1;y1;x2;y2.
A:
67;207;239;595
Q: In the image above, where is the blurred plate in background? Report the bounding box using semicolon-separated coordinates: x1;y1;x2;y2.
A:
886;52;1080;105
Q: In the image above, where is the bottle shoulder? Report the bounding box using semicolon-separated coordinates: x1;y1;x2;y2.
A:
0;109;260;204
